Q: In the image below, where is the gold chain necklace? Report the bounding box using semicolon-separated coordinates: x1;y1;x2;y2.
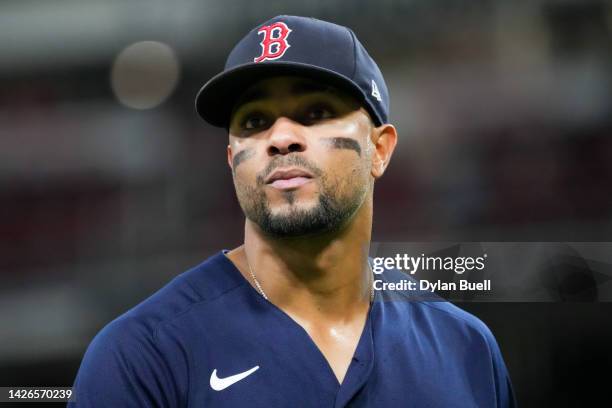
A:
246;257;375;303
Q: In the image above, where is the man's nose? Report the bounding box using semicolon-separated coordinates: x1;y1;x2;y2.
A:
266;117;307;156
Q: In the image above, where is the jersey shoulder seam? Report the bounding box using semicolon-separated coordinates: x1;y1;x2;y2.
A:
416;300;492;337
151;280;246;342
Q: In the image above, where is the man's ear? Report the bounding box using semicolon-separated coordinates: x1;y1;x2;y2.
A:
227;144;234;171
370;124;398;179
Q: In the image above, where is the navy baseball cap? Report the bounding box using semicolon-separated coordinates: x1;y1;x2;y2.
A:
195;15;389;128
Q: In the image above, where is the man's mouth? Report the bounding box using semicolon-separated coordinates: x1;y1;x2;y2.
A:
265;167;314;190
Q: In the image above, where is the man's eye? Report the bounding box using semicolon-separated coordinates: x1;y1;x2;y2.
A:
243;115;267;130
306;106;334;121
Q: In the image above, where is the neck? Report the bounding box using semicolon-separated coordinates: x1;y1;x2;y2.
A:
241;196;373;320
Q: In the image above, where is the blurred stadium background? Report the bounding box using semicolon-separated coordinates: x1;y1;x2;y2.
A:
1;0;612;406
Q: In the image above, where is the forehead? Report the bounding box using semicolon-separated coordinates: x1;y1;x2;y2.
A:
232;76;357;111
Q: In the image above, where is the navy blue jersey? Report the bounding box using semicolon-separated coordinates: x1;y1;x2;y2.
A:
69;250;516;407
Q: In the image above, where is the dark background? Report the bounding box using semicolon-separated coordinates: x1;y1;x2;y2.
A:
1;1;612;406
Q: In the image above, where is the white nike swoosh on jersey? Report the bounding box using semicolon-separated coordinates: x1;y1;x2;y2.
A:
209;366;260;391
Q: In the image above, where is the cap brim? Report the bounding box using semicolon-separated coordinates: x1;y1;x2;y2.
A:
195;61;378;128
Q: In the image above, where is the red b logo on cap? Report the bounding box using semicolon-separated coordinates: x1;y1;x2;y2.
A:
254;22;292;63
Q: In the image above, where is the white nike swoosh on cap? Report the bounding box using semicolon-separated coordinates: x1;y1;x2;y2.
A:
209;366;260;391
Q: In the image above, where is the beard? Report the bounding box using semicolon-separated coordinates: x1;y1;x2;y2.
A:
234;155;368;237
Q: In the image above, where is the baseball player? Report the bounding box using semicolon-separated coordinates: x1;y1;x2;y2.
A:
69;15;516;407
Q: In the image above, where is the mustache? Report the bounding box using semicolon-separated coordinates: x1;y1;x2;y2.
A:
233;137;361;181
256;154;323;186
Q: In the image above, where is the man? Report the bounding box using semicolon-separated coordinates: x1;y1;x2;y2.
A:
70;15;516;407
